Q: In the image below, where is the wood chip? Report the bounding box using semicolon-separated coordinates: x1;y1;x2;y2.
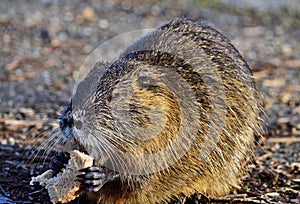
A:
265;192;280;197
284;59;300;68
263;79;286;87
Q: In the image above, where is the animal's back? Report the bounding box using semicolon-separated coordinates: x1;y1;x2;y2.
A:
72;18;263;204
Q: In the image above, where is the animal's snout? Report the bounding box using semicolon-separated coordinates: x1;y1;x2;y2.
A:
59;100;74;135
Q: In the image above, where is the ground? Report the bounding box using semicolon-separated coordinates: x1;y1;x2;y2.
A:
0;0;299;203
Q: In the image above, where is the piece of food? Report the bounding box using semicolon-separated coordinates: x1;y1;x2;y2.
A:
30;150;94;203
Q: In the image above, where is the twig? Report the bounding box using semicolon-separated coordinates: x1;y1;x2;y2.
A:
28;189;44;196
0;185;9;197
211;197;270;204
0;118;40;126
267;137;300;143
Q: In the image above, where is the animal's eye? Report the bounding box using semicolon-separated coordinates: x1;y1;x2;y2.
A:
74;120;83;130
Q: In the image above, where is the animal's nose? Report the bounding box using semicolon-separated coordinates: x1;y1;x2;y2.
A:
59;101;74;131
61;114;73;128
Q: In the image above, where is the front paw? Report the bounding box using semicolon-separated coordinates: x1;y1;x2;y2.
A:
76;166;107;192
50;151;70;176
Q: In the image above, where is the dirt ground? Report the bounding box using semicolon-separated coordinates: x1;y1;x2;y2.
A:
0;0;300;203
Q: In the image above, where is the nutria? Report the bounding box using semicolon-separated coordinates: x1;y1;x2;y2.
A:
50;18;263;204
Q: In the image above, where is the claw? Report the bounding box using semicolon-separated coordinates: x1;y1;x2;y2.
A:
76;174;86;179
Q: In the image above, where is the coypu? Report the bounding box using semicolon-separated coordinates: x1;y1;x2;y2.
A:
50;18;263;203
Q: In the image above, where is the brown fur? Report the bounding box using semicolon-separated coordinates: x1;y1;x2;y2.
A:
70;18;263;204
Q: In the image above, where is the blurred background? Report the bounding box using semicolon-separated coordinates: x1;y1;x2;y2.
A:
0;0;299;203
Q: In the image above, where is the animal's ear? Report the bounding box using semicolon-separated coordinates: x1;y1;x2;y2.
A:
136;68;151;90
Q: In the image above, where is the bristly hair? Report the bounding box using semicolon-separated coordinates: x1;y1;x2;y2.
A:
23;105;72;166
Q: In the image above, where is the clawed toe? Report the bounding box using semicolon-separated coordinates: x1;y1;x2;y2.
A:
76;166;106;192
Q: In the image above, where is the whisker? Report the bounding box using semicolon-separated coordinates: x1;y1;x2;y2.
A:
40;132;63;165
27;128;61;164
